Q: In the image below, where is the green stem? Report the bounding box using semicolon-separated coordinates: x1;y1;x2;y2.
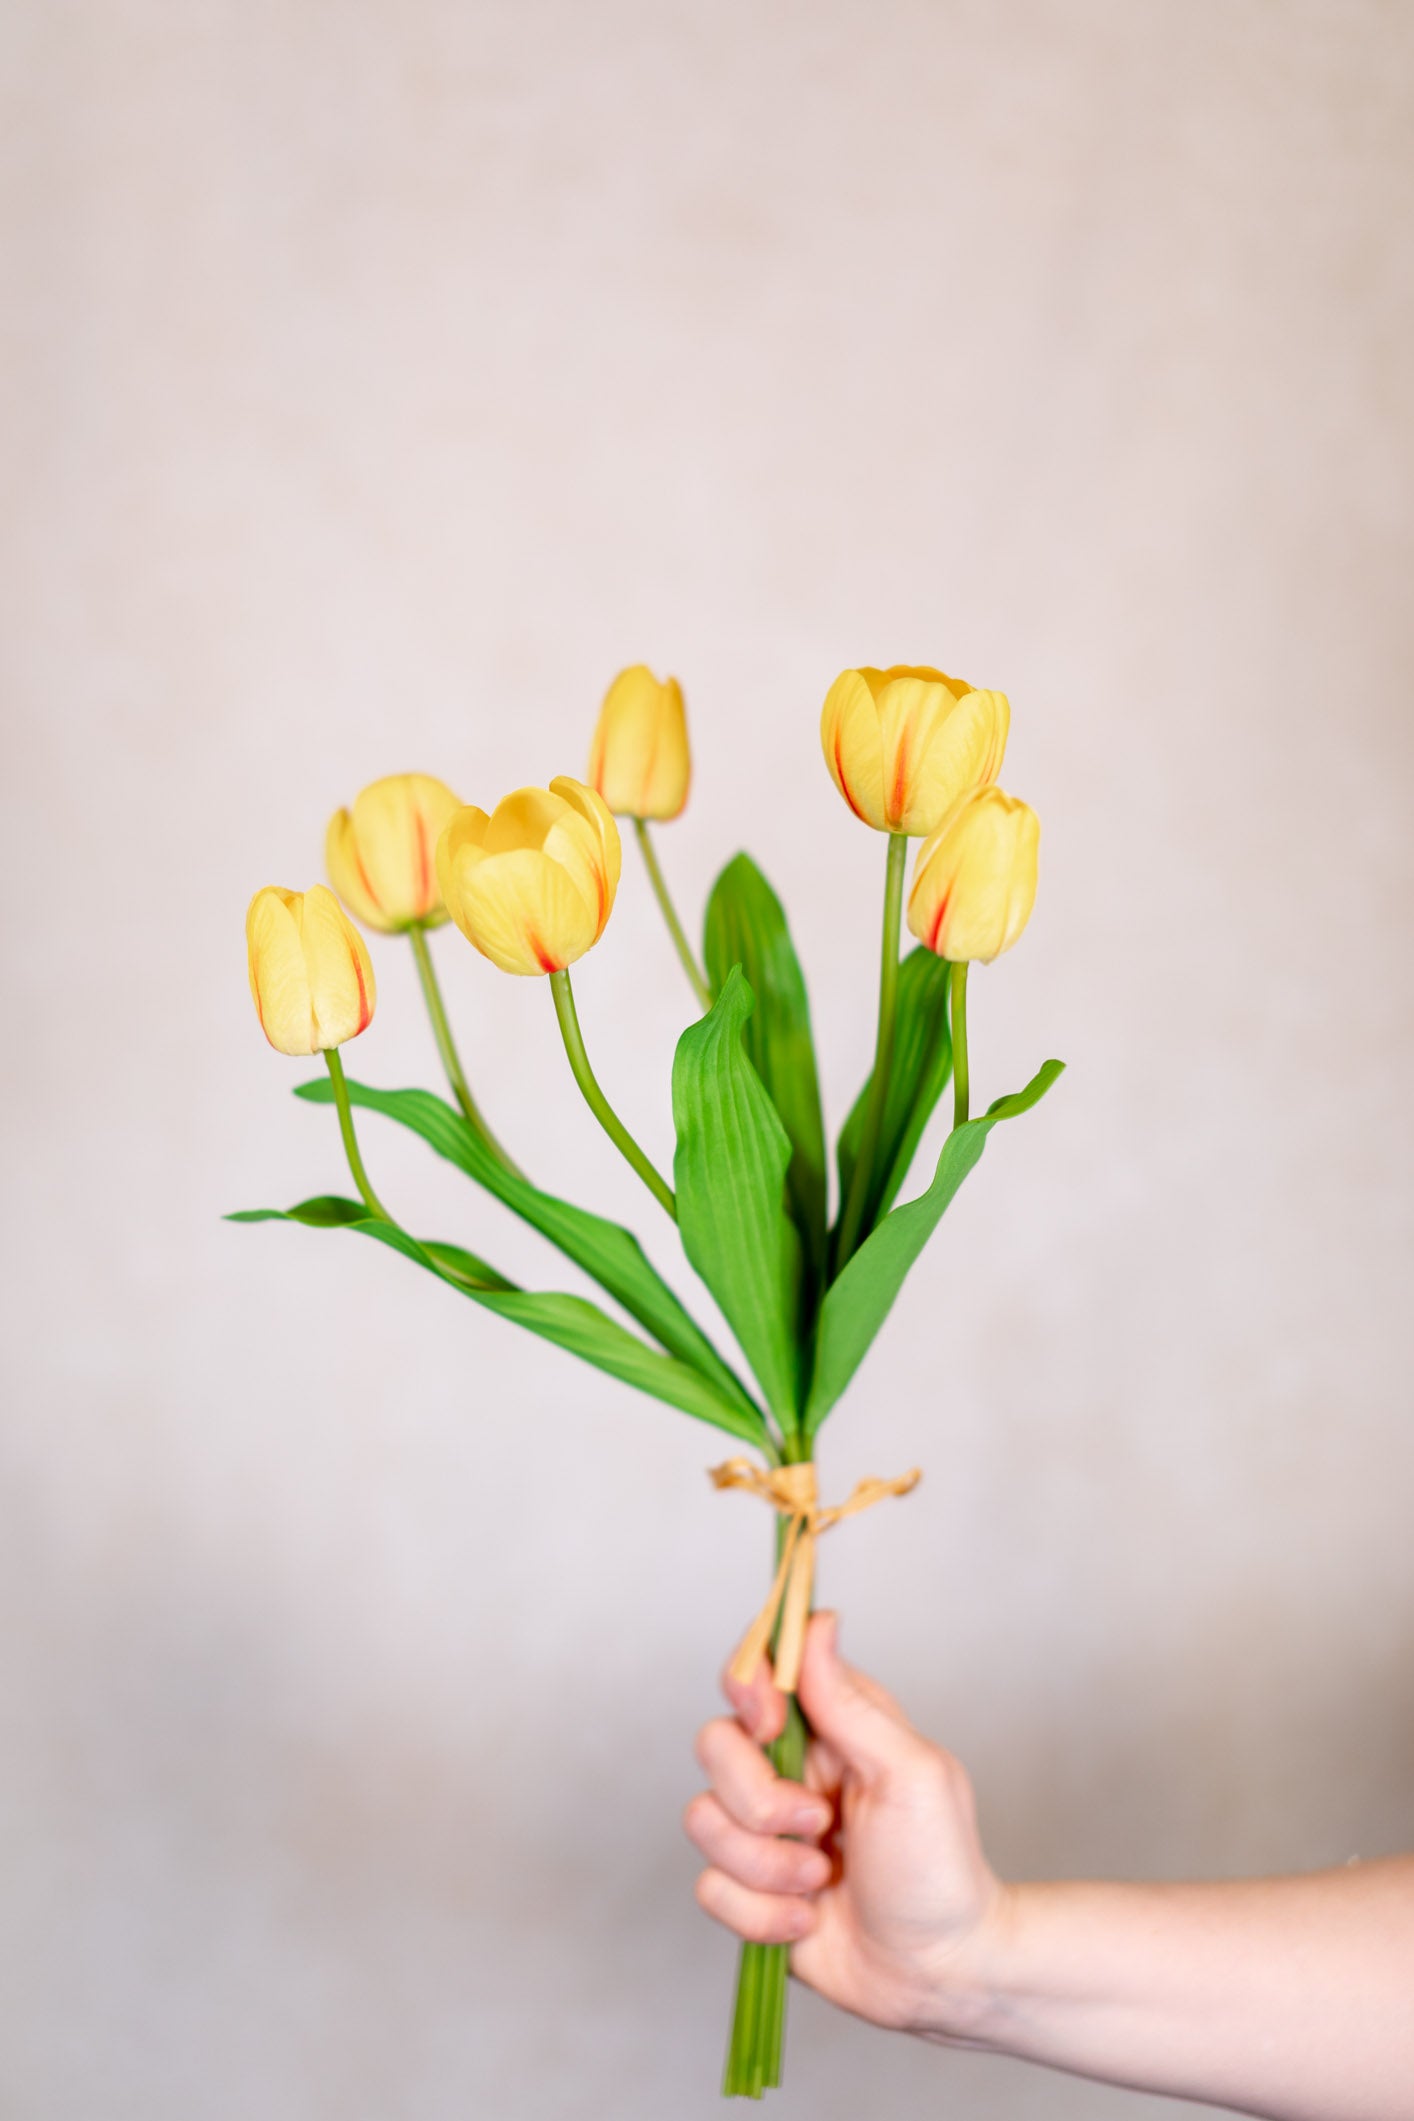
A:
950;960;970;1128
633;818;712;1012
324;1047;391;1222
834;831;908;1270
549;967;678;1220
407;925;525;1179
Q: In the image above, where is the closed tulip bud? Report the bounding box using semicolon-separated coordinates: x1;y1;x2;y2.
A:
587;665;691;820
907;786;1040;963
325;773;463;933
821;666;1010;836
435;776;621;976
246;885;376;1054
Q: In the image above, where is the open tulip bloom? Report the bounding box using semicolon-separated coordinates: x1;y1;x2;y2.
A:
232;665;1063;2099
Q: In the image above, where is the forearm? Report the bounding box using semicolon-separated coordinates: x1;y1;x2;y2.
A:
936;1859;1414;2120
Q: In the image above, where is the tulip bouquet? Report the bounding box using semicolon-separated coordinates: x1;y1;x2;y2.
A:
234;663;1062;2097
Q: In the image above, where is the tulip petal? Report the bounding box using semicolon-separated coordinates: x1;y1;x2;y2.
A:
246;884;375;1053
297;884;377;1043
484;785;565;856
354;774;462;929
588;667;691;820
325;809;387;931
820;669;886;829
874;675;963;833
891;686;1010;837
445;846;600;975
247;887;317;1055
438;783;620;972
436;805;491;886
907;787;1039;963
862;664;971;703
550;776;621;939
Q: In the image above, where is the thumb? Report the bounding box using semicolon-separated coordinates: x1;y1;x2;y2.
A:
796;1612;919;1784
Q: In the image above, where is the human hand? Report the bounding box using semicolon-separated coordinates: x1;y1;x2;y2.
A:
684;1610;1011;2041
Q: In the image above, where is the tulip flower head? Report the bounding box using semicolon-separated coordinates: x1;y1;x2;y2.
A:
436;776;621;977
820;666;1010;837
907;786;1040;964
246;884;377;1055
587;665;691;821
325;773;462;933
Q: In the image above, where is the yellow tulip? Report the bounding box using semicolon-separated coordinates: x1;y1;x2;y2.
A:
906;786;1040;963
246;885;377;1054
587;665;691;820
325;773;462;932
820;666;1010;836
436;776;621;976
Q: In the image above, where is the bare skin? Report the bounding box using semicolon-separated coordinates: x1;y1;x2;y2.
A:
685;1611;1414;2120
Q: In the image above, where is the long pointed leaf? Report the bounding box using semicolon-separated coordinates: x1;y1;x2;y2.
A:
230;1201;768;1443
806;1058;1064;1434
672;966;802;1431
834;946;953;1253
230;1194;515;1288
294;1077;764;1435
704;854;828;1296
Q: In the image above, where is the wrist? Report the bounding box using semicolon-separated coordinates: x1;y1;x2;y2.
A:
906;1879;1033;2050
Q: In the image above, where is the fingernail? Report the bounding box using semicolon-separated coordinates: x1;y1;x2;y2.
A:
791;1803;827;1835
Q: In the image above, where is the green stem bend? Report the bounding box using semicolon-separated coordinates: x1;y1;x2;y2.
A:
408;925;524;1178
324;1047;391;1222
549;967;678;1220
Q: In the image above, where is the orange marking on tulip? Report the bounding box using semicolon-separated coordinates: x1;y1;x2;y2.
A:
833;728;865;820
352;947;372;1032
414;807;431;913
927;888;952;955
353;843;383;913
888;723;912;828
527;931;560;974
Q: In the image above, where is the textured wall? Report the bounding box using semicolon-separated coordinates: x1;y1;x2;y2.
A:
4;4;1413;2116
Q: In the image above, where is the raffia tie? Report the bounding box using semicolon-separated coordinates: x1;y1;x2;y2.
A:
710;1457;922;1694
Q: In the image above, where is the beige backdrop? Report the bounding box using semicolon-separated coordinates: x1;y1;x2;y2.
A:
4;3;1413;2116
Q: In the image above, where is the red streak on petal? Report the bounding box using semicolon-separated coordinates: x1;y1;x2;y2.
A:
526;931;560;974
353;841;383;914
888;721;911;828
927;887;951;956
833;726;865;820
353;946;372;1033
414;806;431;913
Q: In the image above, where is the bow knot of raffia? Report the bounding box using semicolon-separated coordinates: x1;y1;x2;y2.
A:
710;1457;922;1694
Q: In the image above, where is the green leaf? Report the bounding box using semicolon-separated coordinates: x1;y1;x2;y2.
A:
834;946;953;1253
233;1202;768;1443
805;1058;1065;1435
704;854;828;1297
294;1076;764;1437
228;1194;367;1228
672;965;803;1431
229;1196;515;1288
